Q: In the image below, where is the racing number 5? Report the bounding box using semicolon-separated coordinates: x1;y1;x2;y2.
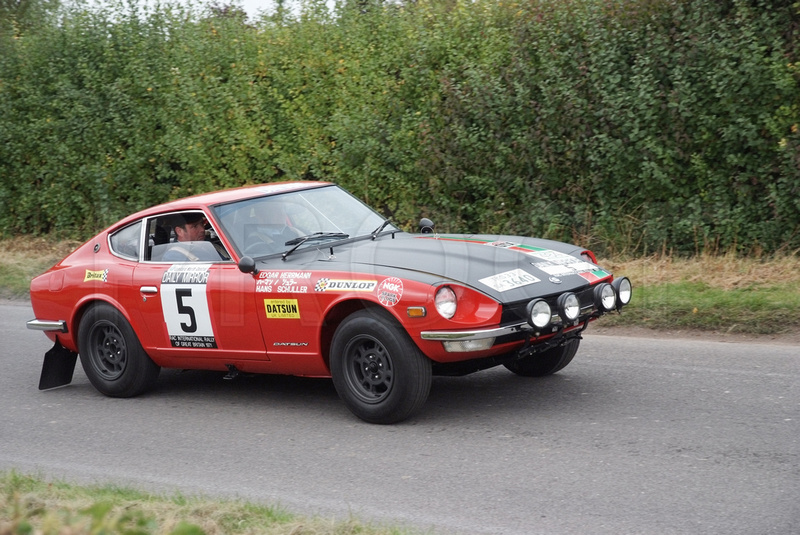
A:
160;267;216;348
175;288;198;333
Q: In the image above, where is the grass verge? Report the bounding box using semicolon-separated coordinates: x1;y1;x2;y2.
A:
599;254;800;336
0;238;82;300
1;471;411;535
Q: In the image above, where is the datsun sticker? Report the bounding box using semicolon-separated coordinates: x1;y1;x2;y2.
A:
264;299;301;319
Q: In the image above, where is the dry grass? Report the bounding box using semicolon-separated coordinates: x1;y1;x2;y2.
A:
596;252;800;337
600;252;800;290
0;236;83;257
0;237;82;298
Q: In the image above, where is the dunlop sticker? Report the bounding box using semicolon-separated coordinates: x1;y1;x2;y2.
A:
314;278;377;292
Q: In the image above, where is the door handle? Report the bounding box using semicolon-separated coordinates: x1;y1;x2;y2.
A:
140;286;158;295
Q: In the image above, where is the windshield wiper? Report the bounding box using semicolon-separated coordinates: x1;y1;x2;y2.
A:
282;232;349;260
370;219;393;240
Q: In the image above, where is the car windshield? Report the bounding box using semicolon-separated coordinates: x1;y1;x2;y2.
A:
212;184;397;257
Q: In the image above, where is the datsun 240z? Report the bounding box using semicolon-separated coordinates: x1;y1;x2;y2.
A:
28;182;631;424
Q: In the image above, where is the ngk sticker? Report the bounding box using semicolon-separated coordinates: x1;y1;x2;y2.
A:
378;277;403;307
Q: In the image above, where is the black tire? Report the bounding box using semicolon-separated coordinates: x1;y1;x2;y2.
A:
78;303;160;397
330;309;432;424
504;338;580;377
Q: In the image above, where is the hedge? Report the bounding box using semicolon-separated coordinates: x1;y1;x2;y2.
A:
1;0;798;256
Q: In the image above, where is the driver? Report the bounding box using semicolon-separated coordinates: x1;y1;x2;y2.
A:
163;213;222;262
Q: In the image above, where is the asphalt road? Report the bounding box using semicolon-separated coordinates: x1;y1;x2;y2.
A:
2;300;798;535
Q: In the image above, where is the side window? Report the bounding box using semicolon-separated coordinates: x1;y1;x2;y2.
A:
146;212;231;263
109;221;142;261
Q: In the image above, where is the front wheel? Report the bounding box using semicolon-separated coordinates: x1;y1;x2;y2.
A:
330;309;432;424
504;338;580;377
78;303;160;397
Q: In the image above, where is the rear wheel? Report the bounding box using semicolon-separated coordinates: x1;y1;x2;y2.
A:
78;303;160;397
330;309;431;424
504;338;580;377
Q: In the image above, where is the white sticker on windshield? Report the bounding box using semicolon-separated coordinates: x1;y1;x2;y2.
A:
479;269;540;292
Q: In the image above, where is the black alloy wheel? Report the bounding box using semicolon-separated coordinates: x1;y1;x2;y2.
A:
78;303;160;397
330;308;431;424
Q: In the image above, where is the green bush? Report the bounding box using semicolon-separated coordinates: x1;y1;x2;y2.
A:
0;0;798;255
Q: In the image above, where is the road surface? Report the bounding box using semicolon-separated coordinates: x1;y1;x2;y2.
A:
2;300;798;534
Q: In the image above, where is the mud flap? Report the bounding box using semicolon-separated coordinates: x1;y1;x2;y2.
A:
39;341;78;390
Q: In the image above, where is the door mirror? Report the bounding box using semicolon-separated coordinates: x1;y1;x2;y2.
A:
419;218;435;234
237;256;258;276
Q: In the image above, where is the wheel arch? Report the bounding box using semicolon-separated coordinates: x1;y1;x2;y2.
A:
320;299;406;371
70;296;137;354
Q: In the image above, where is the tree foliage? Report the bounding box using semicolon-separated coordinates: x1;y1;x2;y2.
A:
0;0;798;255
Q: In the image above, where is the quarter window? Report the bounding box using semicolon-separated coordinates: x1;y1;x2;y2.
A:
109;222;142;261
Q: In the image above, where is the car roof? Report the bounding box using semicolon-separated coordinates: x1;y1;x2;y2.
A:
113;181;332;229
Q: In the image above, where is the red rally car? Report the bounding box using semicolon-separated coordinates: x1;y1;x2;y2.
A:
28;182;631;424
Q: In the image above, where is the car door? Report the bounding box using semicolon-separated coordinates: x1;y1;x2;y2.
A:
130;212;268;363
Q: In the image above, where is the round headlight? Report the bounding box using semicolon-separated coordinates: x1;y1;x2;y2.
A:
594;283;616;312
435;286;457;319
557;292;580;321
526;299;552;329
612;277;632;307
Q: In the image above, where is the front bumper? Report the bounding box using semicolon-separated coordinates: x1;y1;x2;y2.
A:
422;277;631;353
420;322;531;353
420;299;597;352
420;322;528;342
